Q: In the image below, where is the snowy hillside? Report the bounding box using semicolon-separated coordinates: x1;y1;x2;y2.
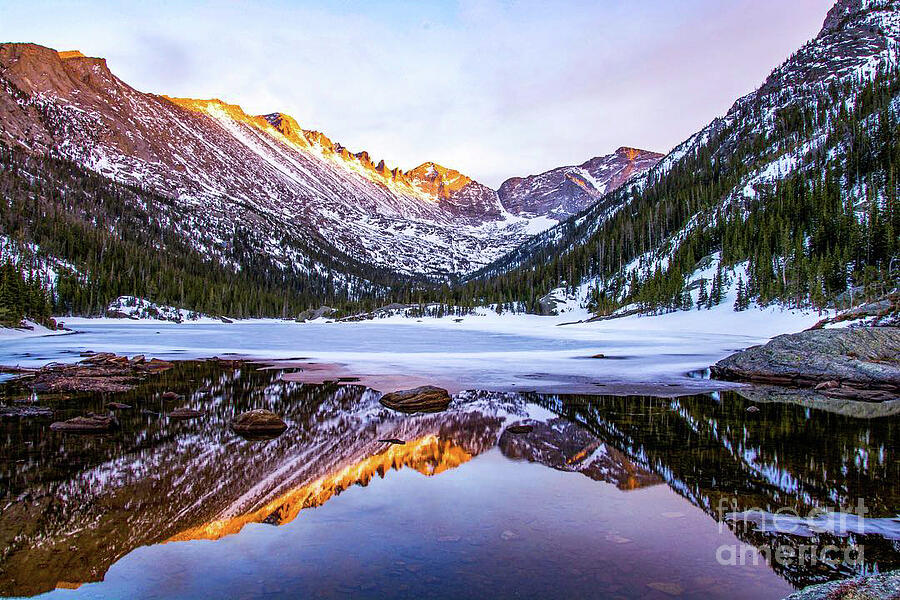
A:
467;0;900;317
0;45;654;278
105;296;207;323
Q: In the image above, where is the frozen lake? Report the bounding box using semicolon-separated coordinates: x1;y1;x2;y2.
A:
0;316;788;394
3;311;893;600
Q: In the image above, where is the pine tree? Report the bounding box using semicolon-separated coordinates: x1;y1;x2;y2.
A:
696;280;709;310
734;276;746;312
680;287;692;311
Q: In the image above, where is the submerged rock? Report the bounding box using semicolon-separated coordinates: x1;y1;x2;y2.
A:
783;569;900;599
49;413;118;433
647;582;684;596
161;391;181;401
0;404;53;419
2;354;177;394
711;327;900;399
231;409;287;439
168;408;203;420
106;402;132;410
379;386;452;413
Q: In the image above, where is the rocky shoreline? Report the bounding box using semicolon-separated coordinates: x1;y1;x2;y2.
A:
783;570;900;599
0;352;176;394
711;327;900;401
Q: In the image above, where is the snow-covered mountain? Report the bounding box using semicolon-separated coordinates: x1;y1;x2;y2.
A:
0;44;654;279
472;0;900;311
498;147;663;219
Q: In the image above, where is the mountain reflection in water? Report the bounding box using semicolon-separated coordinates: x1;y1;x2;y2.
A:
0;361;897;598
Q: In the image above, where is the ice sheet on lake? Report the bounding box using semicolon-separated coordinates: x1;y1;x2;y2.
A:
2;306;823;393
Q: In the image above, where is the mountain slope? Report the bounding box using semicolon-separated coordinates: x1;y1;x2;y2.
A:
0;43;659;284
460;0;900;315
0;44;508;277
498;147;663;219
0;144;403;317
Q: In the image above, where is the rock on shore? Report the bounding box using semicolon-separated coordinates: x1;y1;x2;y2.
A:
711;327;900;400
783;569;900;599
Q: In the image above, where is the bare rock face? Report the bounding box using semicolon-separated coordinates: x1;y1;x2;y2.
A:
49;413;119;433
497;147;663;219
711;327;900;398
379;386;452;413
230;409;288;438
822;0;896;33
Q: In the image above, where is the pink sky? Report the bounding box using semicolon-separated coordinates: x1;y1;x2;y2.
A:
0;0;836;187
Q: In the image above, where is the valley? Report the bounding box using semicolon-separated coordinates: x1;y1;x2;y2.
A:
1;1;899;599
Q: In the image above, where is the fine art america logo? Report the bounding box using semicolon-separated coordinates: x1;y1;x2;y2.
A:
714;498;872;569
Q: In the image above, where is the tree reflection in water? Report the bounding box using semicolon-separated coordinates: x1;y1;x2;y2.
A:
0;361;896;596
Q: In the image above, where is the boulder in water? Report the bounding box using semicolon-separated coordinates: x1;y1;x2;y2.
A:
231;409;287;439
50;413;118;433
168;408;203;420
379;386;451;413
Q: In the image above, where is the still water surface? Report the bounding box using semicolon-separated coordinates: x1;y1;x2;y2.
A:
1;362;897;599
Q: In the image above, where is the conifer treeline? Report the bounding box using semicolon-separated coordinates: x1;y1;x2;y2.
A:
1;65;898;320
0;259;54;327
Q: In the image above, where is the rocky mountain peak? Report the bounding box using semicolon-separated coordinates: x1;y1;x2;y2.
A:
263;112;303;140
406;162;474;198
498;147;663;219
616;146;645;161
822;0;897;33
